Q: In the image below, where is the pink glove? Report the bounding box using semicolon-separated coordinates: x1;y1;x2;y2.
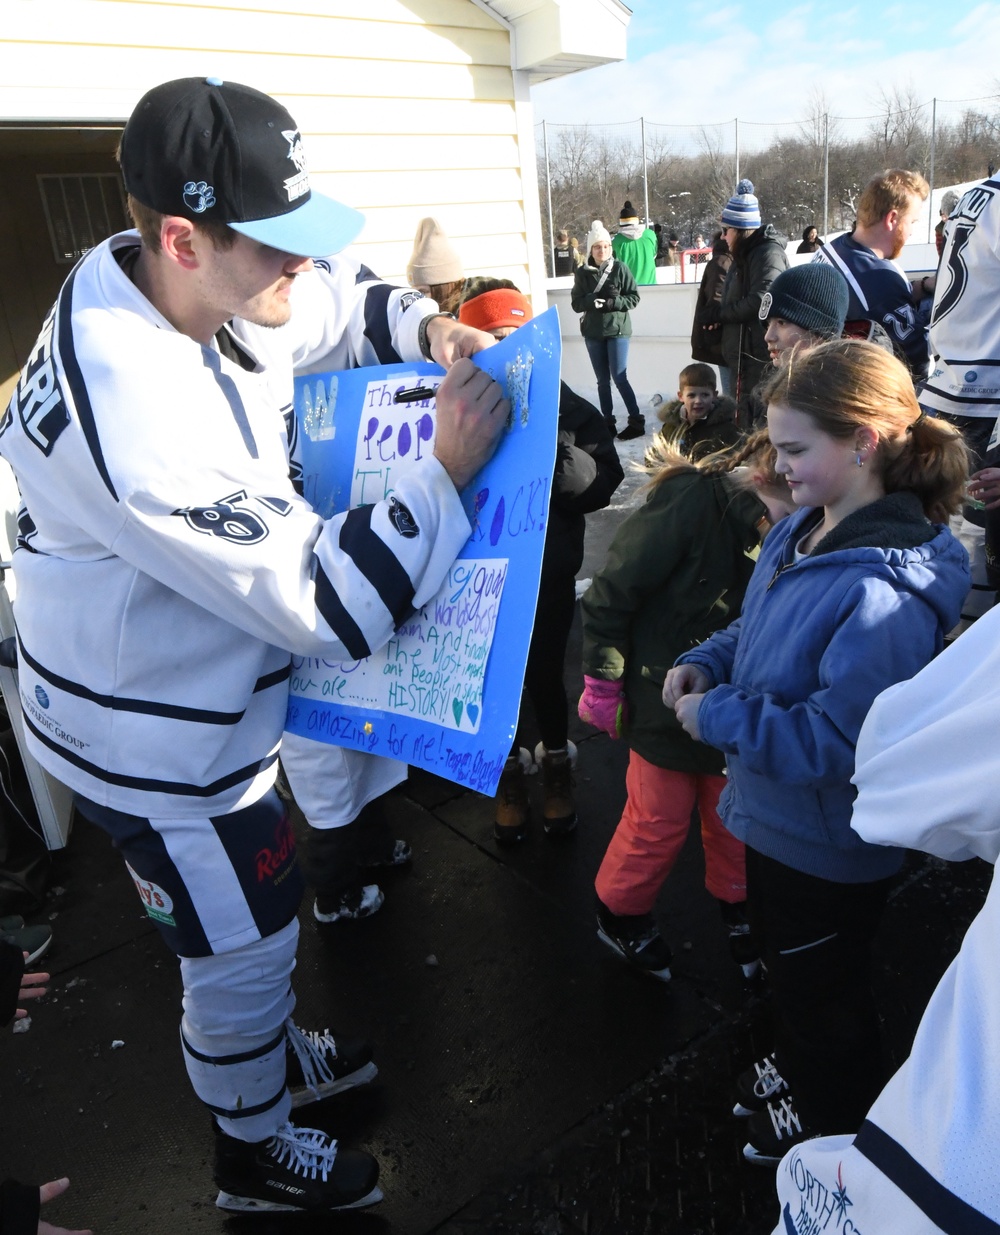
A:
578;675;627;739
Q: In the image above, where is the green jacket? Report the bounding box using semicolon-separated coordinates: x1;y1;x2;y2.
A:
581;470;768;773
571;258;640;340
612;228;658;285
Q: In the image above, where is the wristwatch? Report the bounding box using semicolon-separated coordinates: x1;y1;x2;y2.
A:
418;312;457;361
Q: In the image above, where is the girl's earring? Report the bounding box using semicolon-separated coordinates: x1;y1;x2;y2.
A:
856;451;865;468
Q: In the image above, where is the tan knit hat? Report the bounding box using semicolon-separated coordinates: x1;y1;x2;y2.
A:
407;217;463;286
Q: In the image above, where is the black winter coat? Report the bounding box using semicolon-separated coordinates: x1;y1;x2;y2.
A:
713;225;787;397
690;237;732;365
543;382;624;580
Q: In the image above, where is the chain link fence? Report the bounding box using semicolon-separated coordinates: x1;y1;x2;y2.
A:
537;94;1000;274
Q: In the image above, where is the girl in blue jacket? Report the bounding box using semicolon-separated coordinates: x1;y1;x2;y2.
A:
663;339;970;1166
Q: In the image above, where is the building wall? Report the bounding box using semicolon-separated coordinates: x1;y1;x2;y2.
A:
1;0;544;387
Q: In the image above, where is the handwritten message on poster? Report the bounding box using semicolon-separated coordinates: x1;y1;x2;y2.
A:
285;307;562;794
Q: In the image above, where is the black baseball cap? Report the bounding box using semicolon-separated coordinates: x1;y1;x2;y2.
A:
120;76;364;258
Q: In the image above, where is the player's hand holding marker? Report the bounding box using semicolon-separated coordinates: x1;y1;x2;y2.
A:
432;358;509;491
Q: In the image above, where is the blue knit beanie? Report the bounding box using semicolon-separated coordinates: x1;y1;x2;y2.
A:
720;179;761;230
758;263;850;338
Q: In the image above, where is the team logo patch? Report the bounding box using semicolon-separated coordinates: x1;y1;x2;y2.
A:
34;686;49;709
281;128;310;202
966;370;978;382
125;862;177;927
399;290;424;312
388;497;419;539
758;292;772;320
183;181;216;213
782;1150;855;1235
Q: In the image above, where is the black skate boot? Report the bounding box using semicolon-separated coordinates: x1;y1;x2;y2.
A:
213;1119;381;1212
285;1020;377;1108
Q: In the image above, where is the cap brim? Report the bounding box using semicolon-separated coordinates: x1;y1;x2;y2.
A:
229;191;365;258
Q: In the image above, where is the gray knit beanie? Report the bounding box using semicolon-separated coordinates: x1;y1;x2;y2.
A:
720;179;761;229
758;263;850;339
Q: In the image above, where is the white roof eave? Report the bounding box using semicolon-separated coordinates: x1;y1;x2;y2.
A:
472;0;631;83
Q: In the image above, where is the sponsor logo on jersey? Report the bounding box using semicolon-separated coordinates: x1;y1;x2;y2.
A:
388;496;419;539
125;862;177;927
966;370;978;382
281;129;310;202
256;812;297;883
182;181;216;214
21;689;89;750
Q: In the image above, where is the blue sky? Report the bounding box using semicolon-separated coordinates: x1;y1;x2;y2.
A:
531;1;1000;128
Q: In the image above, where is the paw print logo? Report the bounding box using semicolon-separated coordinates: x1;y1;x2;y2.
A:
182;181;216;214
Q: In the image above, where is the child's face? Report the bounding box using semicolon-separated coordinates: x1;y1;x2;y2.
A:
679;385;716;421
768;402;874;514
765;317;817;367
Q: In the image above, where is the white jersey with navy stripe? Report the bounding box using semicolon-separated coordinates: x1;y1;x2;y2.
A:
921;176;1000;419
1;231;467;818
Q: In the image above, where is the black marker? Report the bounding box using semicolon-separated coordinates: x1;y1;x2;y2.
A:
393;386;438;404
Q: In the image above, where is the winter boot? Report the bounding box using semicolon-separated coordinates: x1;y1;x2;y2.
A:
534;741;578;837
617;417;646;441
493;749;531;846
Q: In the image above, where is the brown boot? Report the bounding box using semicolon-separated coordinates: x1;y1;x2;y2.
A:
537;745;577;837
493;752;530;846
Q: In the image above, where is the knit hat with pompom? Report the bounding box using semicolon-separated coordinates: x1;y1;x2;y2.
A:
720;179;761;230
586;220;612;254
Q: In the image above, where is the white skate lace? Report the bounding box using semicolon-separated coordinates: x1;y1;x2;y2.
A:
286;1020;338;1097
767;1096;802;1140
752;1055;786;1101
268;1121;338;1181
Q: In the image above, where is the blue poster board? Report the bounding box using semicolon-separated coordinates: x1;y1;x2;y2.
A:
284;306;562;795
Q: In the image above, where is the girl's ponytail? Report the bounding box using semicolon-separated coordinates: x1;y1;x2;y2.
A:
881;411;969;523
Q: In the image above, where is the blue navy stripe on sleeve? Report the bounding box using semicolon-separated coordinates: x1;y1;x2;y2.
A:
855;1121;1000;1234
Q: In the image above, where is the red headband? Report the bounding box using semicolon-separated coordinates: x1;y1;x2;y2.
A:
458;288;532;332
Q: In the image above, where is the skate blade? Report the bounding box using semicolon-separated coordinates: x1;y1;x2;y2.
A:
216;1184;383;1212
596;927;671;982
290;1060;378;1108
742;1143;783;1167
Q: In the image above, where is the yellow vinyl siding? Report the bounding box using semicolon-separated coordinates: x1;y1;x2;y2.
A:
0;0;543;380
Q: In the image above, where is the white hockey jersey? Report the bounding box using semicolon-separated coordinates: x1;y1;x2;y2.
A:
770;608;1000;1234
921;176;1000;420
0;232;468;818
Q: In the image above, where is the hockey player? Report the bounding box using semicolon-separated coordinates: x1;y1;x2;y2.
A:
0;77;507;1215
816;169;931;381
921;174;1000;459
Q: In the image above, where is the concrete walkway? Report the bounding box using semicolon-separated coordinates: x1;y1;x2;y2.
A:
1;435;988;1235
